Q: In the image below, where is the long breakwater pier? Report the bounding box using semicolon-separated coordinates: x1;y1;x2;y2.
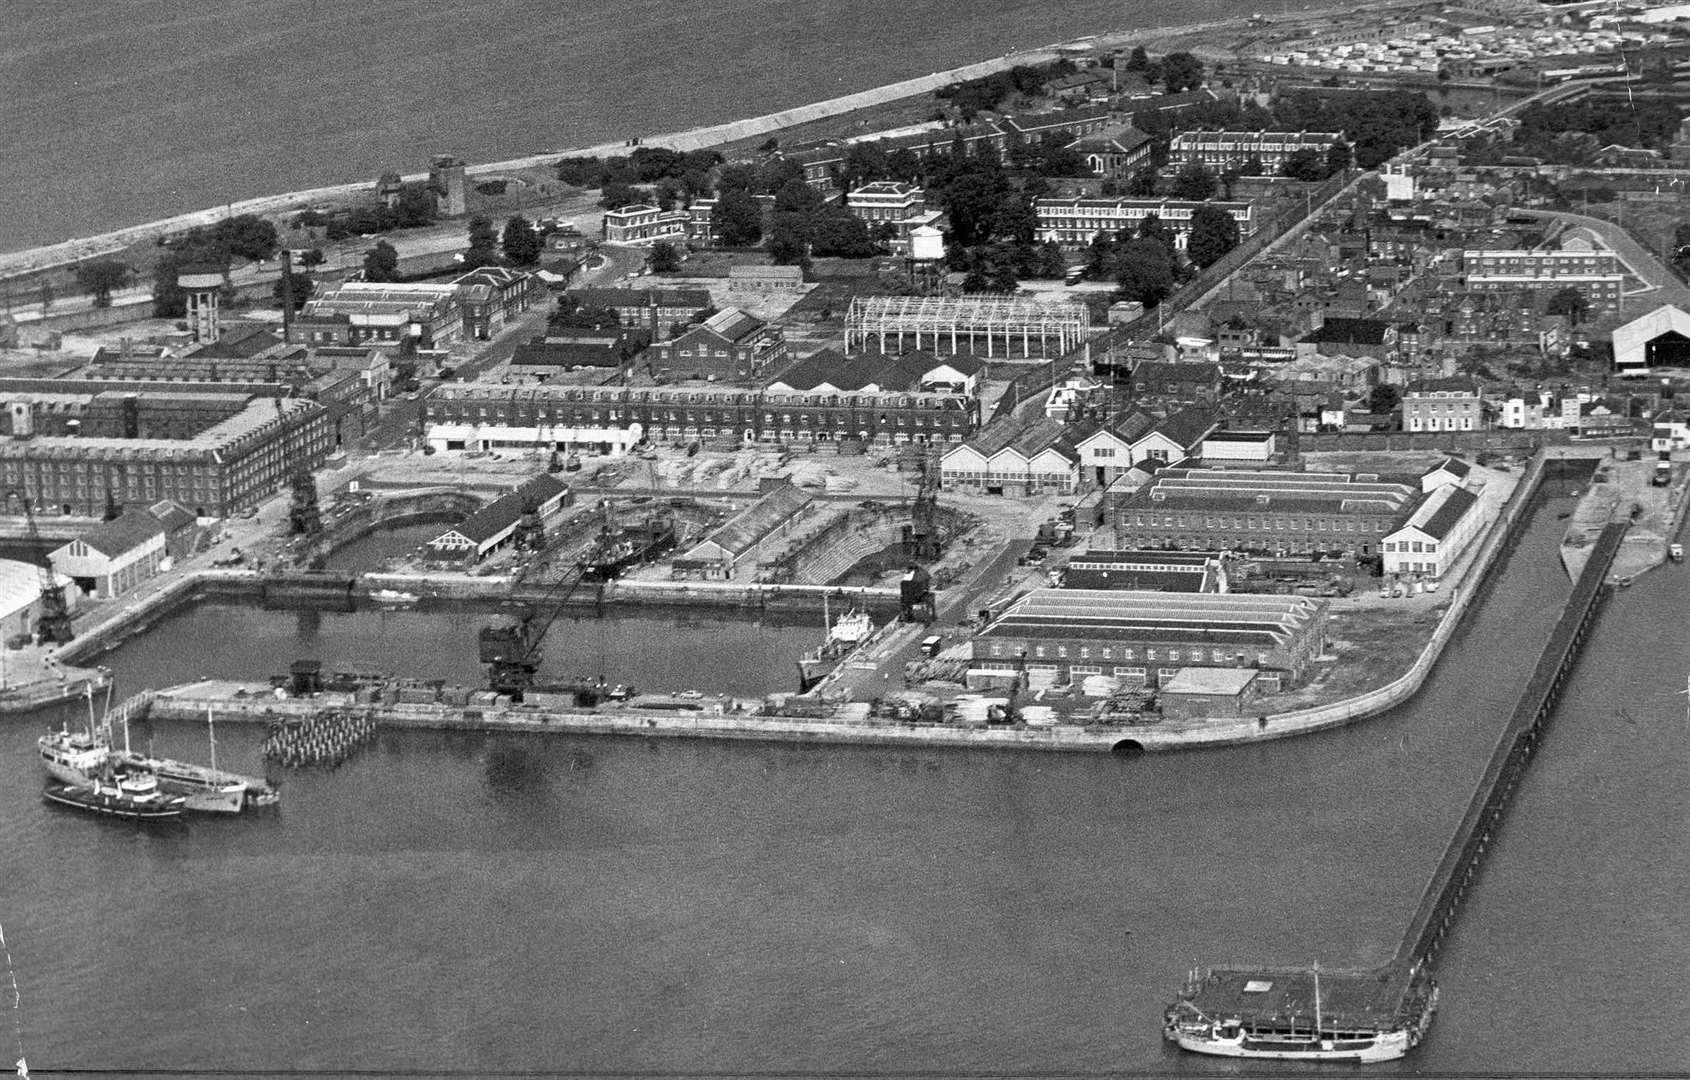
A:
1167;521;1629;1058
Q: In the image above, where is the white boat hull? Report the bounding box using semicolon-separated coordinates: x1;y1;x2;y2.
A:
1171;1028;1410;1063
178;785;247;814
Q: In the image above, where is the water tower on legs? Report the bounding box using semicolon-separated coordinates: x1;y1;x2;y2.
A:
906;225;946;295
177;264;225;344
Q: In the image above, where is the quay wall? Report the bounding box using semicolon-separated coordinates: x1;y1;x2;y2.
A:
148;691;1134;753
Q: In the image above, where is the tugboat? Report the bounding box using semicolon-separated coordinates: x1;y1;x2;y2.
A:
43;772;187;821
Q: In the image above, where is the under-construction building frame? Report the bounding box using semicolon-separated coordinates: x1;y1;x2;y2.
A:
844;295;1091;359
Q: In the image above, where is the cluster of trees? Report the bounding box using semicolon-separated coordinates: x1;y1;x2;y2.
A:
1513;98;1684;163
1282;140;1354;181
1272;89;1438;168
556;147;725;210
73;260;132;308
954;240;1067;294
292;182;438;240
934;60;1081;120
150;214;279;317
1086;217;1181;306
1118;46;1204;95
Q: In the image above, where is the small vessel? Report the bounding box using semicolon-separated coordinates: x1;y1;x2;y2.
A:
43;773;186;821
1164;963;1437;1063
38;725;109;786
1671;543;1684;563
796;600;876;693
40;694;277;813
369;589;419;606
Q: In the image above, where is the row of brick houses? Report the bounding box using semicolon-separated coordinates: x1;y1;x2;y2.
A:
422;381;980;455
1033;197;1254;250
1167;130;1347;172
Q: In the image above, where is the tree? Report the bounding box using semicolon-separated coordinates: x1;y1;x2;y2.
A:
599;182;642;210
1171;161;1217;201
1282;148;1328;181
1161;52;1203;93
1240;153;1265;177
74;260;130;308
715;190;764;247
464;217;500;270
1126;165;1160;197
809;212;877;258
208;214;278;262
1547;286;1590;327
502;216;542;265
300;248;326;268
1113;240;1178;307
1325;139;1354;175
1367;384;1402;415
393;183;439;229
1187;205;1241;269
362;240;400;282
648;240;681;273
1125;46;1149;71
768;233;810;273
274;273;314;312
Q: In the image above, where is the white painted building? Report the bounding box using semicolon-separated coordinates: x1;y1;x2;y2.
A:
1382;485;1484;579
49;511;169;600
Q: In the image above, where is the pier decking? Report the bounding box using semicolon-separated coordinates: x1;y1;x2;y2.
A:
1173;522;1628;1046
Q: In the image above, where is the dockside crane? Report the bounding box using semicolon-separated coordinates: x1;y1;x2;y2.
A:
6;489;74;644
479;527;617;700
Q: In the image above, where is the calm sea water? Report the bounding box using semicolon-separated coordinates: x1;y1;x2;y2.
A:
4;0;1320;252
7;489;1684;1074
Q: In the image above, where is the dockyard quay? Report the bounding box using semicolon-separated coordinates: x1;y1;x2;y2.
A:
14;0;1690;1071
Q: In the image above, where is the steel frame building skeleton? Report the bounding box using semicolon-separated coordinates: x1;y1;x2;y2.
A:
844;295;1090;359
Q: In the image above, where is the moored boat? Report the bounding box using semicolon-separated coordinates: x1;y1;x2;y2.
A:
43;773;186;821
1163;964;1437;1064
38;726;109;786
795;605;876;693
38;699;279;813
370;589;420;606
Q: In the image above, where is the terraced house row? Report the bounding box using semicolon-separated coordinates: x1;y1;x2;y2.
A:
422;382;979;456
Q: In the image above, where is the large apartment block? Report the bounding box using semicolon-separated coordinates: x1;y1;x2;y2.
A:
0;394;330;518
1461;247;1625;313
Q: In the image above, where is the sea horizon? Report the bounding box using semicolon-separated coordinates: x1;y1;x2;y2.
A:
4;0;1318;254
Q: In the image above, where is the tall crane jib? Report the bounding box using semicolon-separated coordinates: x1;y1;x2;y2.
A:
7;490;73;644
479;519;623;700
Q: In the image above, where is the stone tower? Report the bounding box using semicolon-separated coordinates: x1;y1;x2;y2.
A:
429;155;468;218
177;264;225;344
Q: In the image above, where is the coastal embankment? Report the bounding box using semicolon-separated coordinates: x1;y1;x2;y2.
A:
0;0;1425;278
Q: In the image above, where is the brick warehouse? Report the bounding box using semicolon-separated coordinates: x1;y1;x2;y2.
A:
969;588;1329;691
0;393;330;517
